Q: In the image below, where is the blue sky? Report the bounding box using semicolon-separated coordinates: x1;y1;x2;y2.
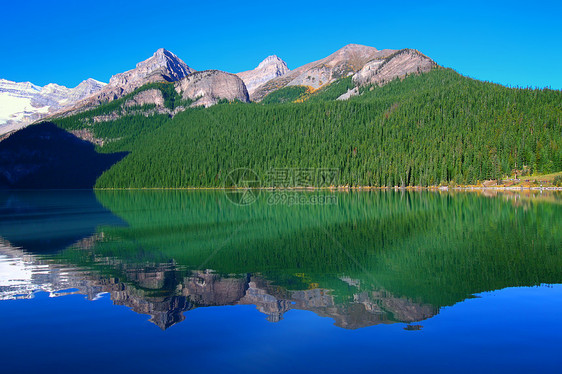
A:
2;0;561;89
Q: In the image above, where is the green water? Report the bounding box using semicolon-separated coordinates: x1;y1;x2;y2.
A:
47;190;562;310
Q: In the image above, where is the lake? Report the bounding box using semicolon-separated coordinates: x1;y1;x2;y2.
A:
1;190;561;373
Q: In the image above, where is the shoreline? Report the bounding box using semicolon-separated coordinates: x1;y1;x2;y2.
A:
93;186;562;191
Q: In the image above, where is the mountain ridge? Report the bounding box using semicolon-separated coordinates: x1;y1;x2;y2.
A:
251;44;397;101
2;43;439;132
0;78;106;136
1;67;560;189
2;43;559;191
54;48;195;117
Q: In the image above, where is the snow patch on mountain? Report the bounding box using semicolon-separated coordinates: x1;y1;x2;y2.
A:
0;78;106;135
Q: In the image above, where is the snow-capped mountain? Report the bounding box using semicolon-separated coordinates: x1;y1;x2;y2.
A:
0;78;106;136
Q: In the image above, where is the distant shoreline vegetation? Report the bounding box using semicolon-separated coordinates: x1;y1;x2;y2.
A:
47;68;562;189
91;185;562;191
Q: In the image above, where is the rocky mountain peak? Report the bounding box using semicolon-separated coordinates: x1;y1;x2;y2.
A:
323;44;383;69
154;47;168;56
352;48;437;87
82;78;105;86
109;48;194;87
257;55;286;69
55;48;197;116
75;78;106;90
237;55;290;96
69;78;107;101
338;43;378;53
135;48;193;80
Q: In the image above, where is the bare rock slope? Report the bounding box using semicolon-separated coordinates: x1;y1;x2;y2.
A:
352;49;437;86
336;49;437;101
251;44;396;101
124;89;165;108
236;55;290;97
176;70;250;107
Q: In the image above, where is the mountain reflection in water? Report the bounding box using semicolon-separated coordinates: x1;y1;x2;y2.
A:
0;190;561;331
0;244;436;330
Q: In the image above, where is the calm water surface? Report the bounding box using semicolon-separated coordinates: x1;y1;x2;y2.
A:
0;190;561;373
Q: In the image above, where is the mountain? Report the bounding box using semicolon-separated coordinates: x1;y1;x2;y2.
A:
0;45;435;133
56;48;195;116
251;44;396;101
334;48;438;100
117;70;250;110
1;43;560;189
48;50;248;122
352;49;436;87
176;70;250;107
36;72;248;136
65;68;560;189
236;55;290;96
0;78;106;136
67;78;109;101
110;48;193;87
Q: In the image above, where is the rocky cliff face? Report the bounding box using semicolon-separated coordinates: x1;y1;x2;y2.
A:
352;49;437;87
175;70;250;107
236;55;290;96
251;44;396;101
0;78;106;135
124;89;165;108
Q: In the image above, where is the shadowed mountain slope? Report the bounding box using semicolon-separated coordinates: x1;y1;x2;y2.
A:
0;122;127;189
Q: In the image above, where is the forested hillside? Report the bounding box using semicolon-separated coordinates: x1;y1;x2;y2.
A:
52;68;561;188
